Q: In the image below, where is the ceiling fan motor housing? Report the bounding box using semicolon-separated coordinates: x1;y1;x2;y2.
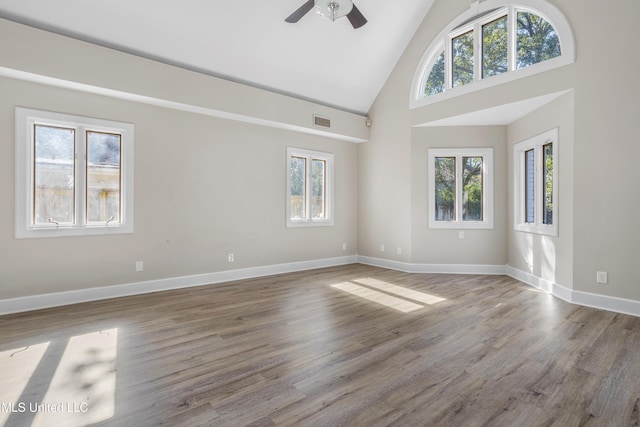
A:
315;0;354;22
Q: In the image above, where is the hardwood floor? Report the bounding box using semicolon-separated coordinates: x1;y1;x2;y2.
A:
1;264;640;426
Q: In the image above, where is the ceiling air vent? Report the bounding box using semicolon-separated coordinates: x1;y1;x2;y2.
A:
313;115;331;128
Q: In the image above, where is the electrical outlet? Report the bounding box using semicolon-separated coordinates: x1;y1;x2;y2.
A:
397;247;402;255
342;243;347;250
458;231;465;239
596;271;608;284
228;253;235;263
380;244;385;252
136;261;144;272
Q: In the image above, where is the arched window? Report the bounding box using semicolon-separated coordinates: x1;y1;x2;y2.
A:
411;1;574;107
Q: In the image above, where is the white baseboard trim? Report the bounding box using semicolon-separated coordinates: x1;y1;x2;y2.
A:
0;255;358;316
504;265;640;318
357;255;507;275
359;257;640;318
3;255;639;318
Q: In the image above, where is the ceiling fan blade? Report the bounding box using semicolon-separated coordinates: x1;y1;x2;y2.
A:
285;0;315;23
347;4;367;29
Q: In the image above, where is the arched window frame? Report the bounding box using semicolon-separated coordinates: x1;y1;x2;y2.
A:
410;0;575;109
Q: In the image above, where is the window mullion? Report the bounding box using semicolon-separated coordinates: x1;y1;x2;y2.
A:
474;22;482;81
456;156;462;222
533;145;541;227
508;7;516;71
519;147;526;224
444;36;452;90
76;127;86;227
306;155;313;221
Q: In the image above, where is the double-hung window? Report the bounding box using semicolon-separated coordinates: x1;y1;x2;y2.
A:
15;107;134;238
514;128;558;236
428;148;494;229
286;147;334;227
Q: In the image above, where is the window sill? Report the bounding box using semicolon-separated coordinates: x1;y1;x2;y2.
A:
429;221;493;230
286;220;334;228
410;56;574;111
15;224;133;239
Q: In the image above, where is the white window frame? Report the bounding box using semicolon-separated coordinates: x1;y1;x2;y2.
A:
513;128;558;236
428;147;494;229
15;107;134;238
286;147;334;228
410;0;575;109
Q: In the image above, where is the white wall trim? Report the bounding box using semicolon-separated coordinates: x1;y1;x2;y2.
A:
0;255;357;316
360;256;640;318
357;255;506;275
0;67;367;143
504;265;640;317
3;256;640;318
504;265;572;301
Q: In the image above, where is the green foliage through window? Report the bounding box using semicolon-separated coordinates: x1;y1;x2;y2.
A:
435;157;455;221
422;7;563;98
452;31;474;87
462;157;483;221
482;16;508;78
425;52;445;96
516;12;561;69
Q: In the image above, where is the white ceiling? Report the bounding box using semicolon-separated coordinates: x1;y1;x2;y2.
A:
0;0;435;115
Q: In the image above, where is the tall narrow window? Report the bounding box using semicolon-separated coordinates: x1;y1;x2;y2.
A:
543;142;554;225
311;159;326;220
87;131;122;224
434;157;456;221
428;148;494;229
34;125;76;225
482;16;508;78
452;31;474;87
286;148;334;227
15;107;134;238
462;156;483;221
514;128;558;235
525;149;535;223
289;156;306;220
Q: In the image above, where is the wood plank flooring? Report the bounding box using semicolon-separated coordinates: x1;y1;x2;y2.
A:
1;264;640;426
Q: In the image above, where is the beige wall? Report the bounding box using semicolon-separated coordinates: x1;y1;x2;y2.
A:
3;0;640;306
507;92;575;290
411;126;508;266
0;77;359;299
361;0;640;303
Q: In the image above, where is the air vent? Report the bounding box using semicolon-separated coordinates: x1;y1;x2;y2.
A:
313;115;331;128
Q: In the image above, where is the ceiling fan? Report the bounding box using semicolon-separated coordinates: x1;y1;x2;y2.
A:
285;0;368;29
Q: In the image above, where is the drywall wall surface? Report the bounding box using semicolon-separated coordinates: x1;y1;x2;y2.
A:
0;77;358;299
411;126;508;266
357;90;413;262
0;18;369;143
567;0;640;300
507;92;575;290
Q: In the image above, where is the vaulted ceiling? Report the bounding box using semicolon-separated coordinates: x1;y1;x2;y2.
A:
0;0;435;115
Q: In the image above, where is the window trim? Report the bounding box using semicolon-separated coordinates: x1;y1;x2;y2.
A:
513;128;558;236
286;147;334;228
410;0;575;109
15;107;134;239
428;147;494;229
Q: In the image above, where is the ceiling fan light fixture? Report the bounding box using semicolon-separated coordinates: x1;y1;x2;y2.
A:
315;0;353;22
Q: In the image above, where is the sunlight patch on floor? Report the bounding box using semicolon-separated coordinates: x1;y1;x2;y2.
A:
331;282;424;313
353;278;447;305
0;328;118;427
0;341;50;426
33;328;118;427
